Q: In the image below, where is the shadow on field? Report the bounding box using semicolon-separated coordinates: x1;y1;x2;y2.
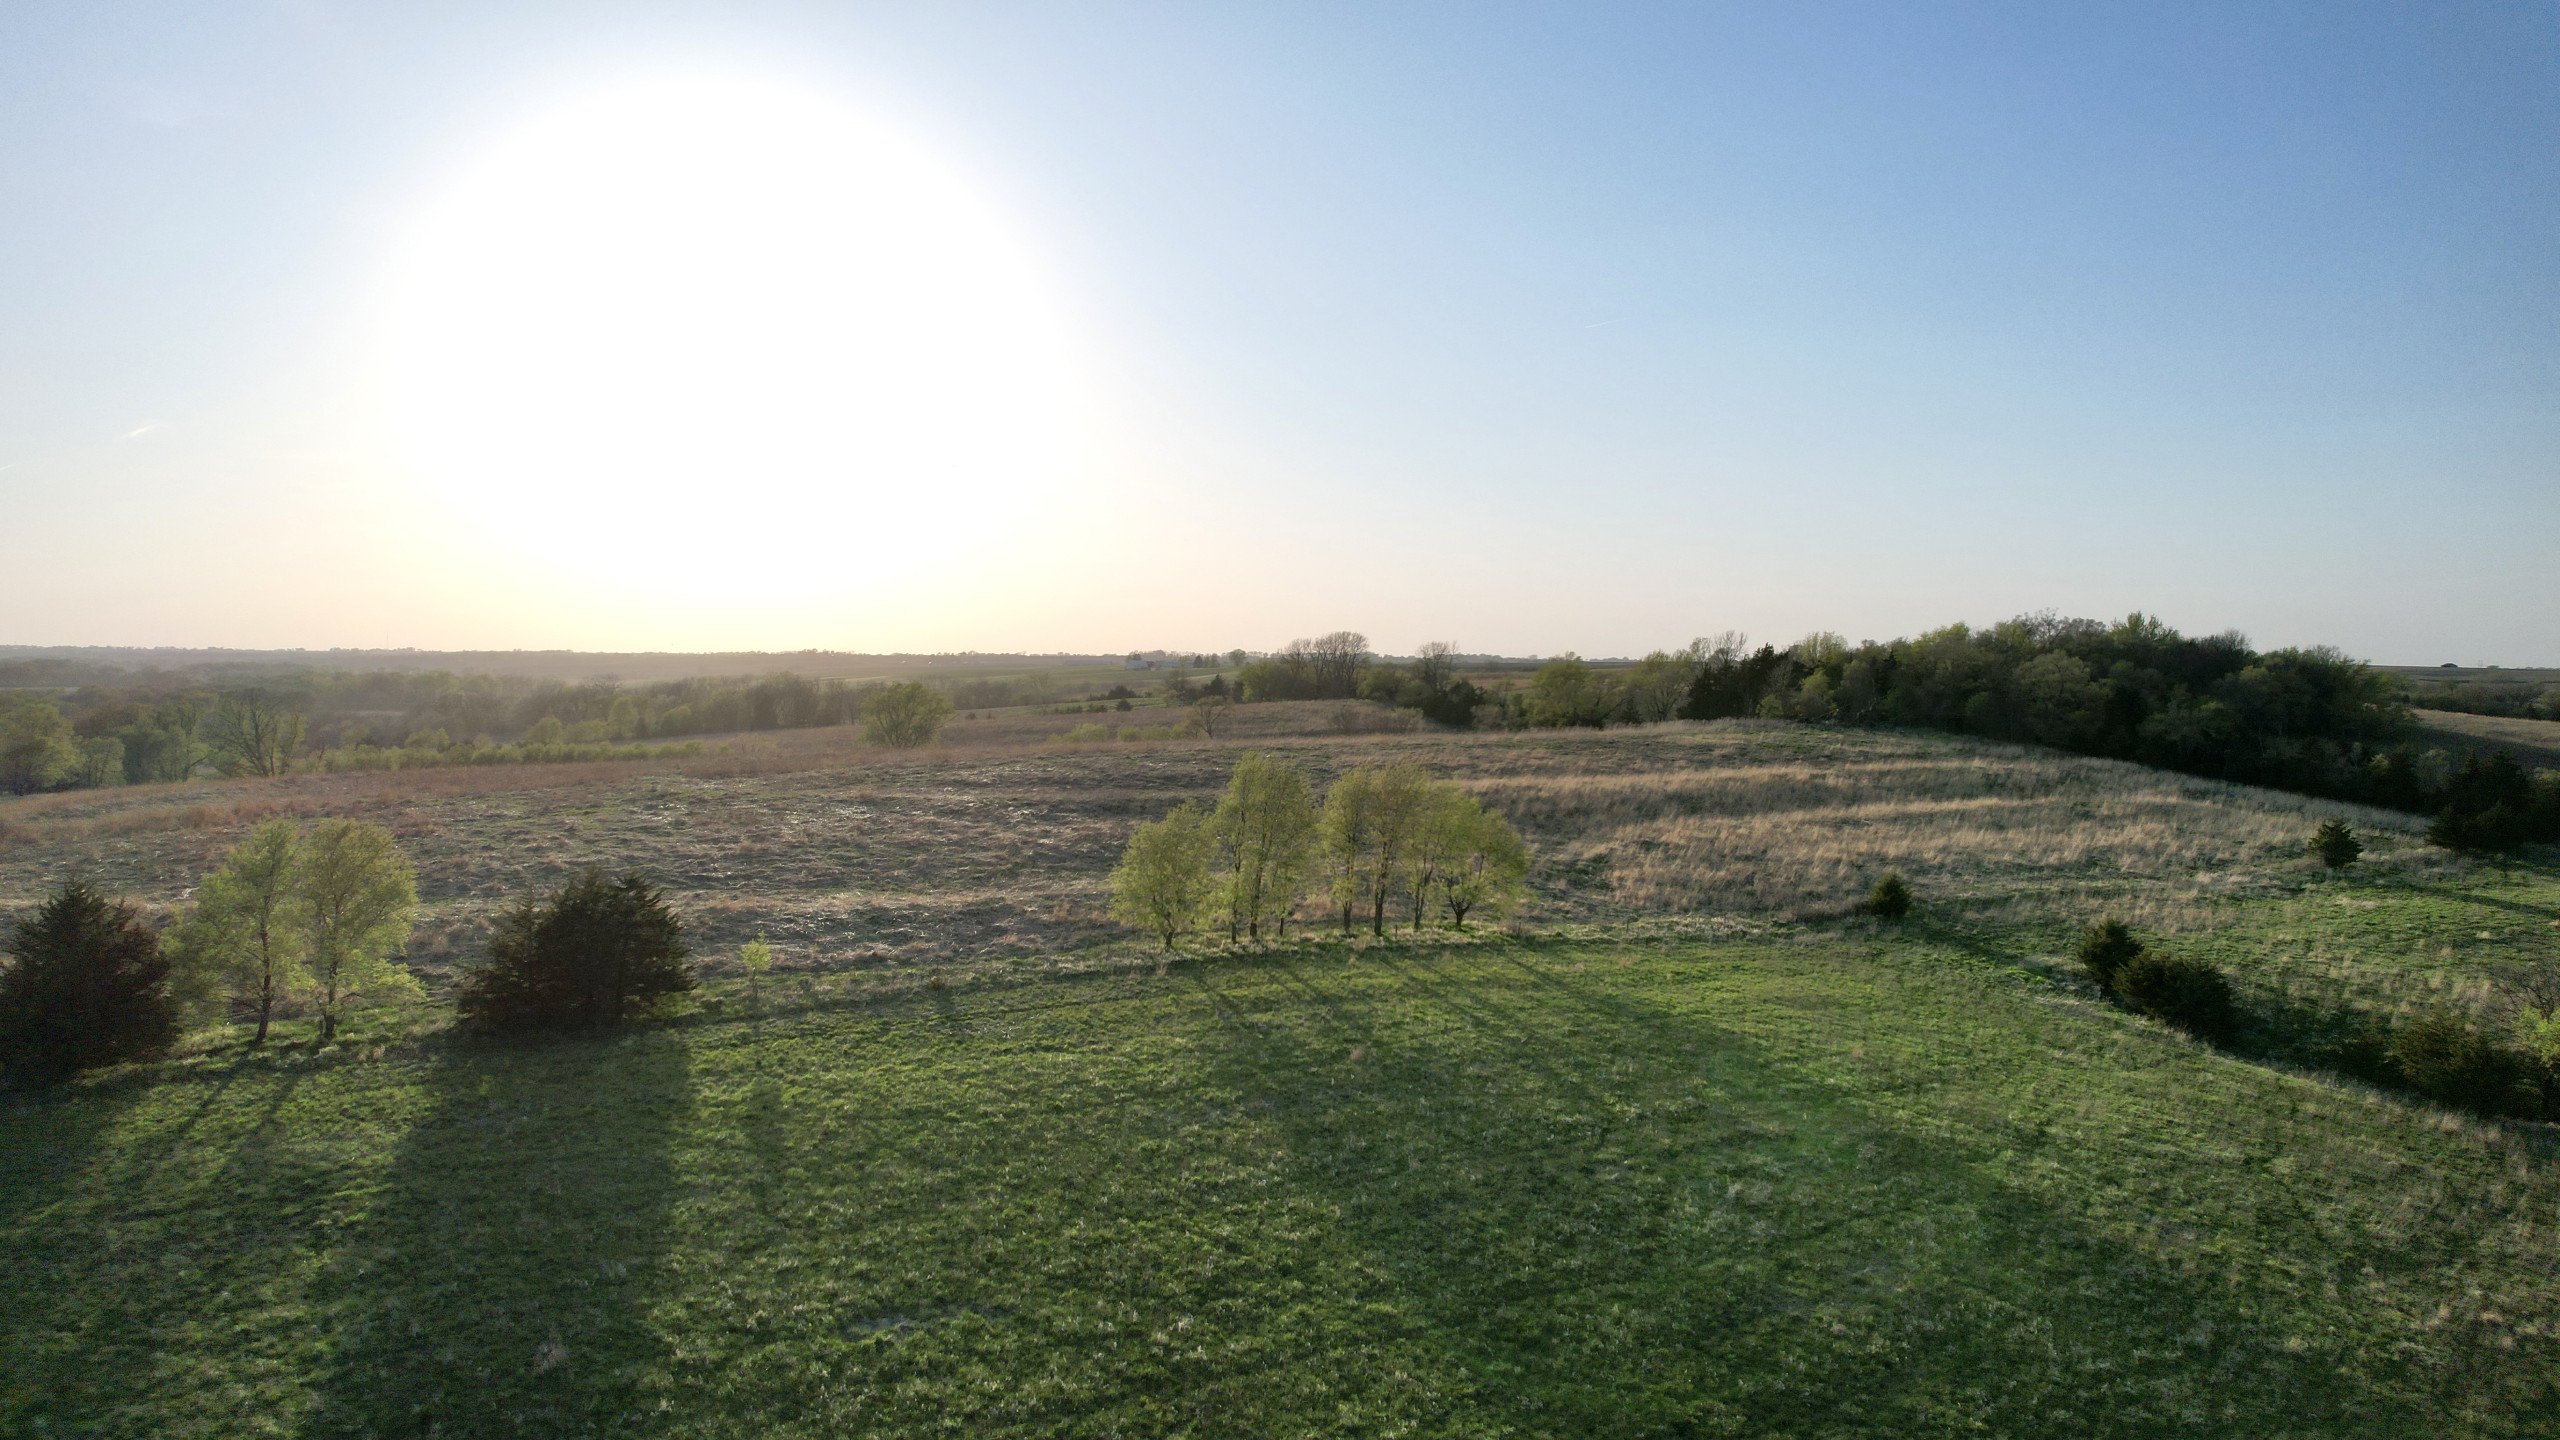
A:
2396;877;2560;921
303;1031;692;1440
1191;949;2445;1438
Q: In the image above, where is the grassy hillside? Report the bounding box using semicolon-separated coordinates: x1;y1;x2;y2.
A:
6;920;2557;1438
2415;709;2560;775
4;717;2557;1435
0;710;2461;981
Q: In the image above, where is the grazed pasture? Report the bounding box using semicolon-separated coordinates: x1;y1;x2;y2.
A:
0;707;2478;994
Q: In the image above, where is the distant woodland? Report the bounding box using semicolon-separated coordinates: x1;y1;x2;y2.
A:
4;617;2554;851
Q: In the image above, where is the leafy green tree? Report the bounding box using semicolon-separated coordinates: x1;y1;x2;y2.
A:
862;682;955;748
2310;820;2363;869
206;694;307;777
120;694;209;783
1206;753;1318;942
0;882;177;1084
165;821;308;1043
1620;643;1704;724
740;934;775;1011
1410;785;1529;930
0;698;80;794
1521;655;1614;728
457;870;695;1033
1109;802;1216;950
1865;872;1913;920
297;819;420;1039
72;736;125;789
1321;763;1434;935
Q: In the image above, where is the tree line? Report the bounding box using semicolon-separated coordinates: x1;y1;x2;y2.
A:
1110;753;1530;949
0;677;964;795
1214;617;2558;853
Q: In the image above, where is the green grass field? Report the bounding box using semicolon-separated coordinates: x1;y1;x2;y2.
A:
8;879;2558;1436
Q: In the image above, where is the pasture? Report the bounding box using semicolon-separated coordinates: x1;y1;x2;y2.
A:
3;713;2557;1436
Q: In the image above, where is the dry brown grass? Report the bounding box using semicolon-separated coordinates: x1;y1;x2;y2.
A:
0;712;2469;982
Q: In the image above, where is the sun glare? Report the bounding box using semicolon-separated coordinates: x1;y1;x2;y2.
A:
374;74;1083;601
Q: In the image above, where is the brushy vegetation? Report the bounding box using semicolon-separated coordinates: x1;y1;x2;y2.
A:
2114;950;2240;1042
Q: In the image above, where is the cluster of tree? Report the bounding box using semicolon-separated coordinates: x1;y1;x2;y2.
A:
0;820;420;1083
0;669;969;797
1231;634;1487;727
1109;754;1529;949
2076;914;2560;1121
1481;616;2557;851
0;834;707;1084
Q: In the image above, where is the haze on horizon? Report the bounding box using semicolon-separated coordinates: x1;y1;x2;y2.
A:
2;2;2553;665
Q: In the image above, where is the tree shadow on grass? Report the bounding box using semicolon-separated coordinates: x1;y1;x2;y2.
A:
1193;949;2460;1438
302;1029;692;1440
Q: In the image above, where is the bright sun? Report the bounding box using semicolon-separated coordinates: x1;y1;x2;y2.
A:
374;74;1083;600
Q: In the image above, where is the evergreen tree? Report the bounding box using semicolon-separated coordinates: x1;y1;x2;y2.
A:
457;870;695;1033
2310;820;2363;869
0;882;177;1084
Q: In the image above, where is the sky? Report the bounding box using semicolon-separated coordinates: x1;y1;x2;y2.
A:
1;1;2553;663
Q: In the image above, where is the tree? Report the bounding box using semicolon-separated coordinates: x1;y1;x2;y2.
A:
1306;631;1371;699
1206;753;1318;942
1192;695;1233;739
1413;642;1460;696
72;736;125;789
1621;643;1704;724
457;871;695;1033
2310;820;2363;869
2075;918;2142;994
863;682;954;748
0;698;80;794
1410;785;1529;930
740;934;774;1011
1109;802;1216;950
1865;872;1913;920
165;821;307;1043
297;819;420;1039
206;694;307;777
1522;655;1614;728
1321;763;1433;936
120;694;208;783
0;882;177;1084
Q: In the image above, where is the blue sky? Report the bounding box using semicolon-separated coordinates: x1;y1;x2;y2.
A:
2;2;2553;660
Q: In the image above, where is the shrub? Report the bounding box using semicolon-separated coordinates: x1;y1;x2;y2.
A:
2387;1008;2541;1118
862;682;954;748
2309;819;2362;869
2074;918;2143;994
0;882;178;1085
1864;872;1913;920
456;870;695;1034
2115;952;2238;1042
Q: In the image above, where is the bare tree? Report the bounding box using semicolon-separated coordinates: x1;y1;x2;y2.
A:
1307;631;1370;699
1413;641;1460;695
206;694;307;777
